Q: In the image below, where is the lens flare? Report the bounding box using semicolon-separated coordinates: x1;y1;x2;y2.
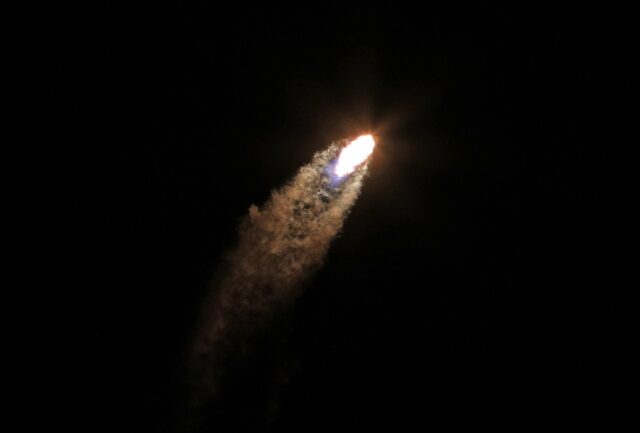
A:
334;135;376;177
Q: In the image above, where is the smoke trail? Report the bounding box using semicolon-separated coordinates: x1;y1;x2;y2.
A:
186;140;369;428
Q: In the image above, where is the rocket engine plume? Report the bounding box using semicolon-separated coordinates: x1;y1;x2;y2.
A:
187;137;374;430
335;134;376;177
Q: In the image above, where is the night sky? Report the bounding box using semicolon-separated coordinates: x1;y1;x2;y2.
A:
9;5;631;432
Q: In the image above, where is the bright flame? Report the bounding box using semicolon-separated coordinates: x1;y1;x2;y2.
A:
334;135;376;177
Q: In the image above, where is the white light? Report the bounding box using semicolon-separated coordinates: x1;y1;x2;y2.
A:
334;135;375;177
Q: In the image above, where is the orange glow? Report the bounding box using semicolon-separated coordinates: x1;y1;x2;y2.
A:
334;135;376;177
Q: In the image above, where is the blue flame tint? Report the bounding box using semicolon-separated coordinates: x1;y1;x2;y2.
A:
324;158;348;189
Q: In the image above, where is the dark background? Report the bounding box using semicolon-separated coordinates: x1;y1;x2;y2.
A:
8;4;632;432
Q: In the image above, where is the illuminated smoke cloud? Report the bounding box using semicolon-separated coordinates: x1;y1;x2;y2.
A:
186;139;372;428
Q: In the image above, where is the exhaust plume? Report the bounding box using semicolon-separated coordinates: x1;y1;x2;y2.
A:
187;137;374;429
335;134;375;176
